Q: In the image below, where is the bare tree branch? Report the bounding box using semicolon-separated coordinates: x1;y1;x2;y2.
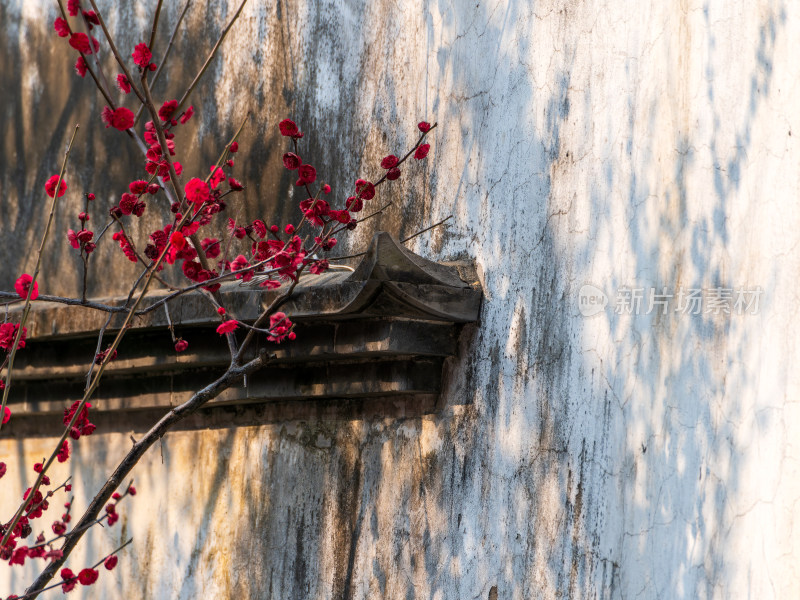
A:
24;355;266;598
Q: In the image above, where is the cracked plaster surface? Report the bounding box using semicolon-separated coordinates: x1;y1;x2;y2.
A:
1;0;799;598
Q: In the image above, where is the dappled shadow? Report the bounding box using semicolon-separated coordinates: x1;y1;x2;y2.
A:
0;0;794;598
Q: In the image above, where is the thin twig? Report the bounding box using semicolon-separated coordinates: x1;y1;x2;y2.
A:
147;0;164;51
0;293;123;313
174;0;249;116
326;216;452;262
86;311;113;390
163;301;176;343
401;215;452;243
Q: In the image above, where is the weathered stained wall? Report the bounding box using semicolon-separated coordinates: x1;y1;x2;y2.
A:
2;0;800;598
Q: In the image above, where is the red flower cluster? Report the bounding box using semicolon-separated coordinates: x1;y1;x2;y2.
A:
279;118;303;139
68;33;99;54
117;73;131;94
67;228;95;254
94;348;118;365
75;56;88;77
132;43;152;68
101;106;134;131
380;155;401;180
53;17;69;38
267;312;294;343
216;320;238;335
44;175;67;198
14;274;38;301
355;179;375;200
118;192;146;216
59;567;98;591
63;400;96;440
185;178;210;205
158;99;178;121
143;121;182;180
22;487;47;519
0;323;26;351
309;259;329;275
299;198;330;227
202;237;221;259
231;255;253;282
60;569;78;593
105;502;119;526
112;232;138;263
57;440;70;463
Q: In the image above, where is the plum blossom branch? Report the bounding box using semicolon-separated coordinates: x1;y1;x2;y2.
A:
79;9;114;98
373;122;437;188
54;0;116;109
134;0;191;126
86;0;147;105
2;177;201;549
18;538;133;600
9;6;435;589
140;77;184;217
0;124;79;437
26;481;134;553
0;259;287;318
235;276;302;362
24;356;265;597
